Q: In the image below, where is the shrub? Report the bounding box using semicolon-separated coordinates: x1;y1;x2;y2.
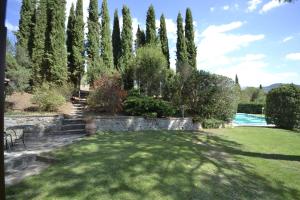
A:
202;119;224;129
265;84;300;130
124;96;175;118
87;73;127;114
32;83;66;112
237;103;264;114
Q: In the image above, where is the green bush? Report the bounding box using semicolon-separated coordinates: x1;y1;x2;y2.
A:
202;119;224;129
265;84;300;130
32;83;66;112
237;103;264;114
143;112;158;118
124;96;175;118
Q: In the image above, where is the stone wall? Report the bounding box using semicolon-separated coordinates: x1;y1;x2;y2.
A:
4;115;63;137
94;116;202;132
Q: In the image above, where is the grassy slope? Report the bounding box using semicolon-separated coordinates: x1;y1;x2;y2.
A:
6;128;300;200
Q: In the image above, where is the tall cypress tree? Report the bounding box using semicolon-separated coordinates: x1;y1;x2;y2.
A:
66;4;75;83
185;8;197;68
46;0;68;84
100;0;113;69
135;25;146;50
31;0;47;85
145;5;156;44
121;5;133;89
112;9;121;69
72;0;85;88
17;0;36;60
176;12;188;71
159;14;170;68
235;74;239;85
87;0;101;83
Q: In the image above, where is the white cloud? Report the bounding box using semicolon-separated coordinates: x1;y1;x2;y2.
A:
223;5;230;10
5;21;18;32
259;0;287;13
210;7;215;12
282;36;294;43
286;53;300;61
247;0;263;12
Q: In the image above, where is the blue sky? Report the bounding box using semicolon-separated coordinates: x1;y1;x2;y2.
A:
6;0;300;87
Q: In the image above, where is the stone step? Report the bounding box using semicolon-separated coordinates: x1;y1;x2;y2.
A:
51;129;86;135
61;124;86;131
63;119;85;125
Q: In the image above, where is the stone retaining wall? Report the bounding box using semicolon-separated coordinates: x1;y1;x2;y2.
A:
4;115;63;136
94;116;202;131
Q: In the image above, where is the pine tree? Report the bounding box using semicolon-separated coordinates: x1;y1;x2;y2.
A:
145;5;156;44
112;9;122;69
17;0;36;60
31;0;48;85
87;0;102;84
72;0;85;88
235;74;239;85
159;14;170;68
46;0;68;84
121;5;134;89
185;8;197;68
135;25;146;49
66;4;75;83
100;0;113;69
176;12;188;71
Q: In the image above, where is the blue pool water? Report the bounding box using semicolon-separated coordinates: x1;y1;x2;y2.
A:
233;113;268;126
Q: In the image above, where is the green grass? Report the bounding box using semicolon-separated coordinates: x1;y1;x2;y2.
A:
6;128;300;200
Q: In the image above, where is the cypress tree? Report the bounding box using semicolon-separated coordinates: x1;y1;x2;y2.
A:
100;0;113;69
66;4;75;83
235;74;239;85
31;0;47;85
185;8;197;68
17;0;36;60
159;14;170;68
72;0;85;88
121;5;134;89
259;84;263;90
176;12;188;71
46;0;68;84
112;9;121;69
87;0;101;83
145;5;156;44
135;25;146;50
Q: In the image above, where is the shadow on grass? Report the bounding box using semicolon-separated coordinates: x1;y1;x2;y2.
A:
6;131;300;200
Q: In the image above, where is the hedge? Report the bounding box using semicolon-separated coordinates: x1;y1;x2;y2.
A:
237;103;264;114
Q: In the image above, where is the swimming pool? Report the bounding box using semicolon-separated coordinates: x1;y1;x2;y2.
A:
233;113;269;126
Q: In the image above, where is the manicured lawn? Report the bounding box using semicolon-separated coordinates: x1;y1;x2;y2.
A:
6;128;300;200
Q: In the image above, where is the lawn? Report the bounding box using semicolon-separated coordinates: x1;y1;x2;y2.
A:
6;127;300;200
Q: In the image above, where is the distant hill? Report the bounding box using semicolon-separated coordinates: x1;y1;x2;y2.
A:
263;83;300;92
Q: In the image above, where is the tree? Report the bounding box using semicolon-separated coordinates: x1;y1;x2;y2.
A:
100;0;113;69
185;8;197;68
31;0;48;85
87;0;102;84
176;12;188;71
17;0;36;60
259;84;263;90
121;6;134;89
45;0;68;85
66;4;75;84
235;74;239;85
72;0;85;88
145;5;157;44
112;9;122;69
135;25;146;50
159;14;170;68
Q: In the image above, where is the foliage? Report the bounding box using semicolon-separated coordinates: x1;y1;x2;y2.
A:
176;12;188;70
135;25;146;49
202;119;224;129
124;96;175;118
87;73;127;114
237;103;264;114
185;8;197;68
265;84;300;130
159;14;170;68
145;5;157;44
134;45;168;96
100;0;114;69
32;83;66;111
240;87;266;104
112;10;122;69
